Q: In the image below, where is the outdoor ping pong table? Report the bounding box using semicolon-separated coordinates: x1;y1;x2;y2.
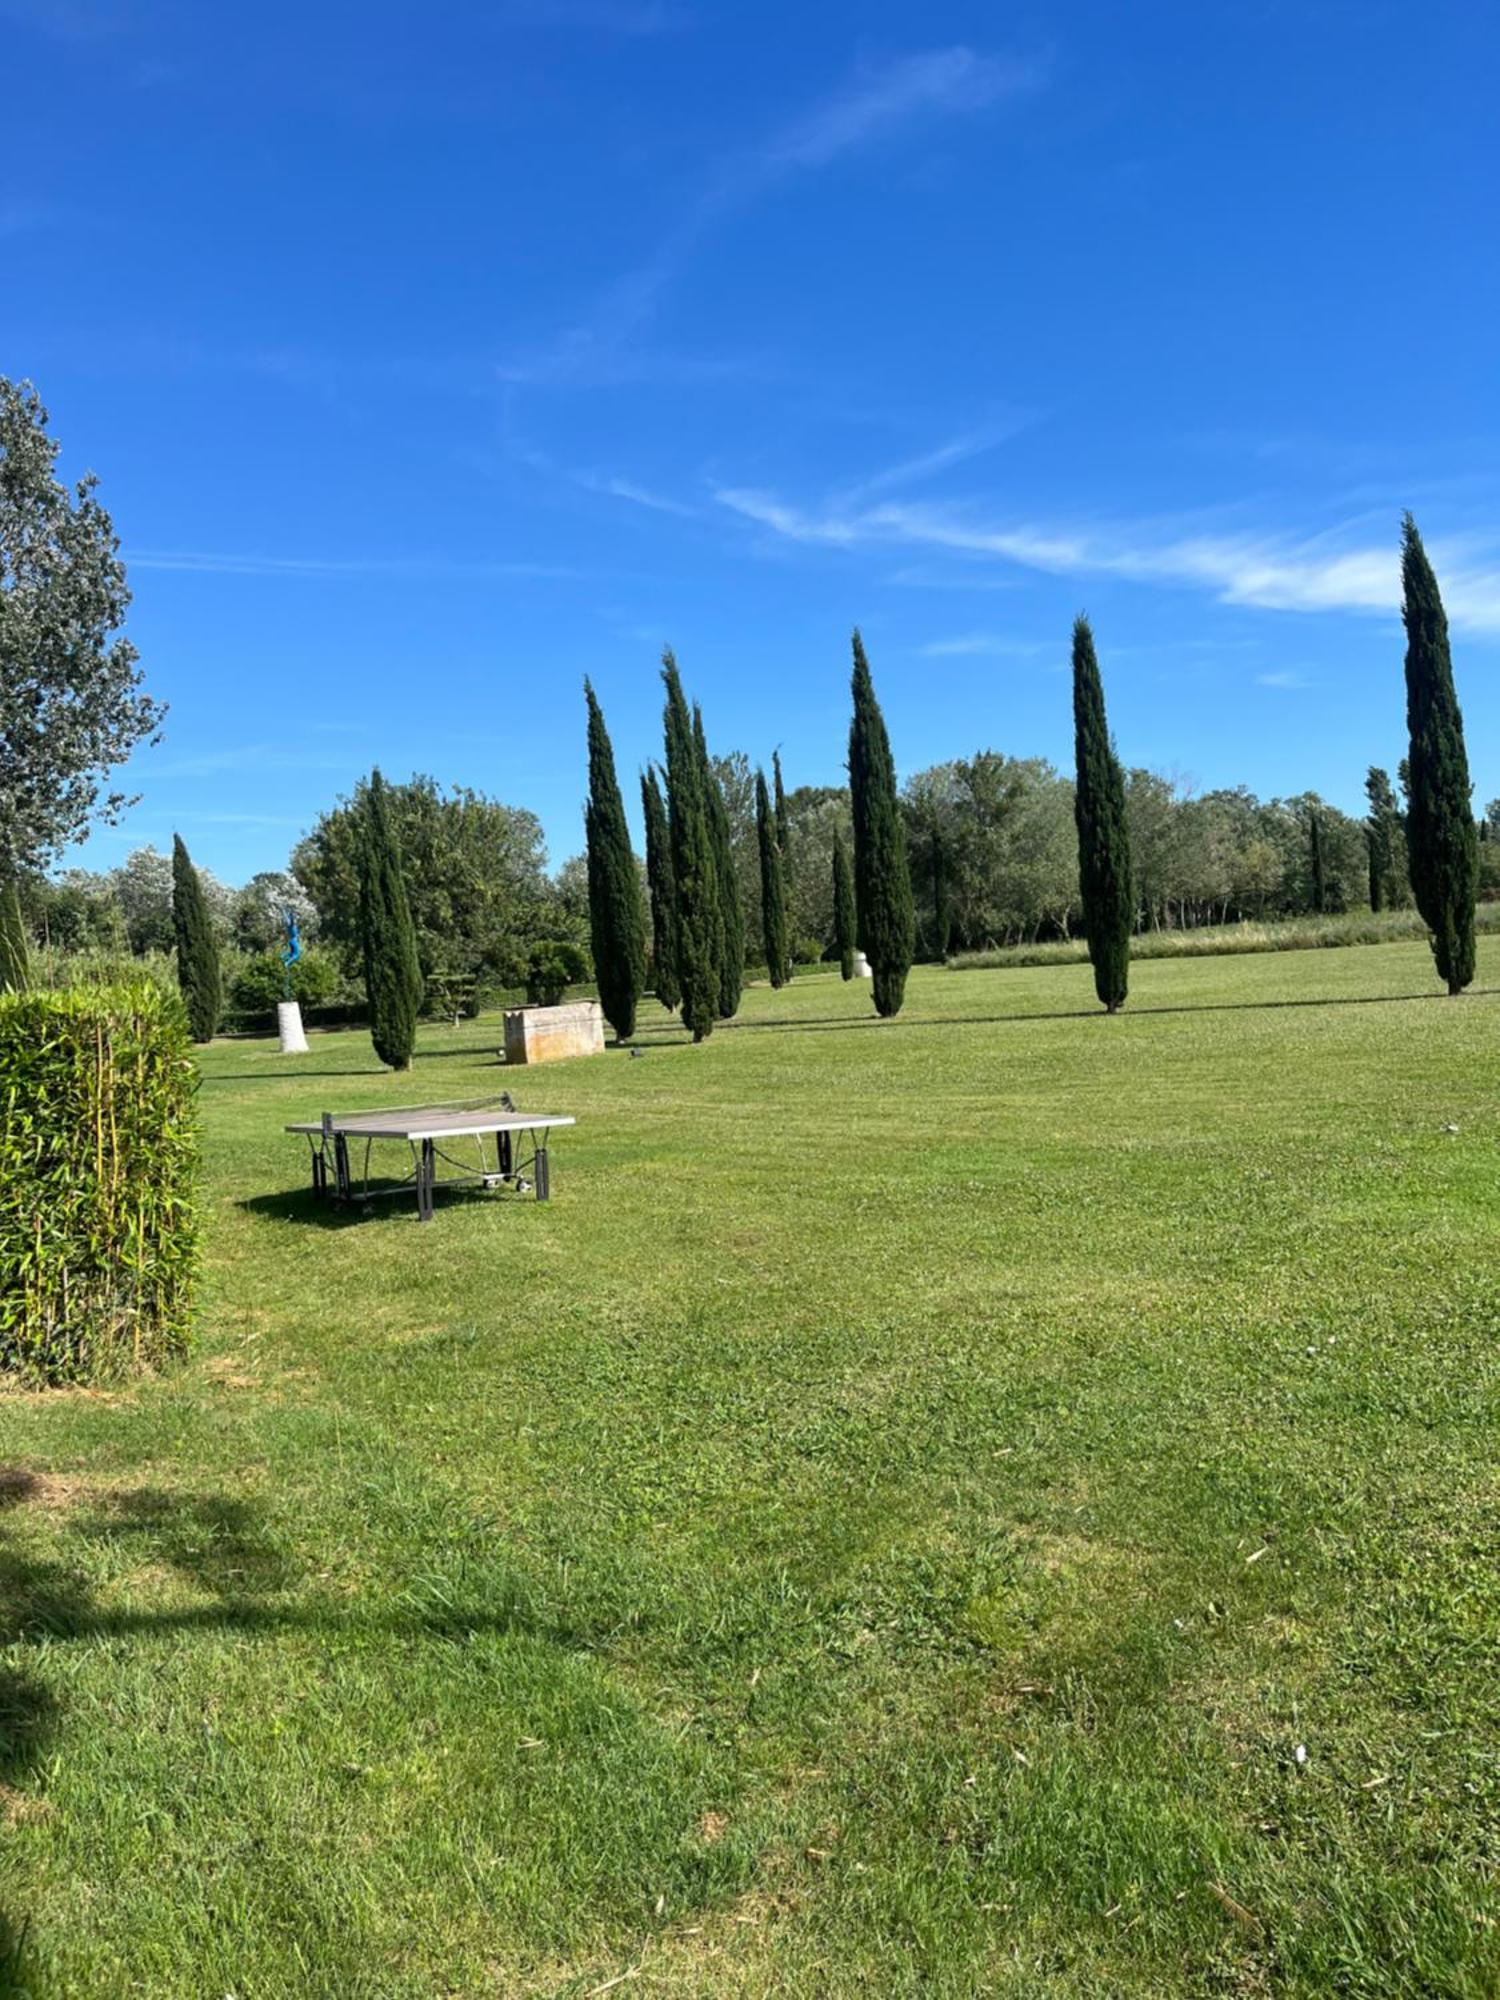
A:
285;1095;575;1221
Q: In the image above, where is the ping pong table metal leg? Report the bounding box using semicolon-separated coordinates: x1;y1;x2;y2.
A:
418;1136;435;1221
534;1144;550;1201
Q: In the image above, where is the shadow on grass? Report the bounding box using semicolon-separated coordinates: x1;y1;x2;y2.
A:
686;986;1491;1038
237;1181;527;1230
201;1069;386;1084
0;1473;606;1985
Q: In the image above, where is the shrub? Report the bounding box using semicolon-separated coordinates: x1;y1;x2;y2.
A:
229;946;339;1017
792;936;826;966
526;939;591;1007
0;985;199;1384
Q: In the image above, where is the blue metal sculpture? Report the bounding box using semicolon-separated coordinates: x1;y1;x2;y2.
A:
281;907;301;1000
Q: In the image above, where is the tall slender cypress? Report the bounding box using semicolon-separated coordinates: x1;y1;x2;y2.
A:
171;833;221;1042
1070;616;1133;1012
661;653;721;1042
1364;766;1405;912
640;766;680;1012
1401;514;1477;993
756;767;791;989
1308;807;1326;914
583;680;645;1042
358;768;423;1069
695;704;742;1019
773;751;789;857
847;630;914;1017
832;829;856;980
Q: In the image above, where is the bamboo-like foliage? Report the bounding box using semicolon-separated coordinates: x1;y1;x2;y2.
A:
0;983;198;1383
0;874;28;992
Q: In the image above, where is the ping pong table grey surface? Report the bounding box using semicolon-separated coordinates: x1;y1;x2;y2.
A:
286;1103;575;1218
285;1108;575;1141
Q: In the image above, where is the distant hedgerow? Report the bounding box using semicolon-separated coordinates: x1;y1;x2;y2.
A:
0;984;199;1384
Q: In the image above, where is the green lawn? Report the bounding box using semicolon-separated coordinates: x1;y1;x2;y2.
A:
3;942;1498;1997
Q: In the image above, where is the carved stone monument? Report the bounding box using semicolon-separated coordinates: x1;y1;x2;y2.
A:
503;1000;606;1066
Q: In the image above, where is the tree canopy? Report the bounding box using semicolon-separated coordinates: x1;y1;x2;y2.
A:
0;378;161;874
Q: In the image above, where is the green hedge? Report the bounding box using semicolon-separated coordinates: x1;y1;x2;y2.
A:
1;985;199;1384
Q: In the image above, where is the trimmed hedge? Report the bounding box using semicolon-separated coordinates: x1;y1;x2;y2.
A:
1;985;199;1384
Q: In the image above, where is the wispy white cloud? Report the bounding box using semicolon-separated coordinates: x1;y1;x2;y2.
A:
763;46;1042;171
497;45;1042;387
1256;670;1313;690
831;413;1034;509
918;632;1052;658
126;548;581;580
572;470;697;516
714;487;1500;633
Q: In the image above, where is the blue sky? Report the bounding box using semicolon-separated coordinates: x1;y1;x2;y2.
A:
4;0;1496;882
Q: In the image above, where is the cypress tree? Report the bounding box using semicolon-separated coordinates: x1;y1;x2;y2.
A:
171;833;221;1042
0;874;29;993
661;653;722;1042
640;766;680;1012
1401;514;1477;993
1308;807;1326;914
1364;766;1405;912
358;768;423;1069
773;751;789;856
1070;615;1133;1012
695;703;743;1019
832;828;856;980
847;630;914;1017
756;767;790;989
583;680;646;1043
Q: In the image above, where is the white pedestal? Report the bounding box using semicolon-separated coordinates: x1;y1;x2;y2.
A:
277;999;309;1053
852;951;873;979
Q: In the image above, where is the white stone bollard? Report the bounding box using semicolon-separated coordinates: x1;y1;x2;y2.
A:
852;951;873;979
277;999;310;1054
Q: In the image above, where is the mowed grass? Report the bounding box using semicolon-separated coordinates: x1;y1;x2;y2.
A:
3;941;1499;1997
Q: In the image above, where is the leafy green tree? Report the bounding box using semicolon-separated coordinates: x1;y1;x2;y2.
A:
0;874;28;991
1401;514;1477;992
640;766;680;1011
0;379;162;914
294;775;547;991
171;834;221;1042
358;769;423;1069
1070;618;1133;1010
848;630;914;1016
583;680;645;1042
831;828;857;979
695;705;743;1018
1364;767;1407;911
755;767;790;988
661;653;722;1042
